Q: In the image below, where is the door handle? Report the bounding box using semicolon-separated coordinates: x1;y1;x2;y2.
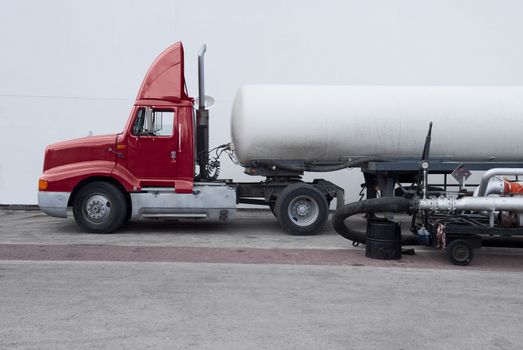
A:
171;151;177;160
107;147;124;158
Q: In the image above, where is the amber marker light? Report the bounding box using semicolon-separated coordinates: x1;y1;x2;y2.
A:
38;179;48;191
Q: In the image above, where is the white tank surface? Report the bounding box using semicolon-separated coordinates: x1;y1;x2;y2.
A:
231;85;523;166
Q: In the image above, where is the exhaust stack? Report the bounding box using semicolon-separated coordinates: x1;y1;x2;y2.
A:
198;45;206;108
196;45;209;180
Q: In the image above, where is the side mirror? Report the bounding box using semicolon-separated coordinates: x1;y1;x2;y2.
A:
144;107;154;134
154;112;163;133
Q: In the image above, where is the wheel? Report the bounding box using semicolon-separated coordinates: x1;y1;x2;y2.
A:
73;182;127;233
447;239;474;266
274;183;329;235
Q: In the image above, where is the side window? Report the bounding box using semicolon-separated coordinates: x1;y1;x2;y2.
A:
153;111;175;136
132;109;145;135
132;108;175;137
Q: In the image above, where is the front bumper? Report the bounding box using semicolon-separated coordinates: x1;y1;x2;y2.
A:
38;191;71;218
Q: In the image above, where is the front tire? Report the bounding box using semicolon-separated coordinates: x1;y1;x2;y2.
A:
73;182;127;233
274;183;329;235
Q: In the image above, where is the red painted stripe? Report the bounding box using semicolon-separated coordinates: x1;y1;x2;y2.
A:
0;244;522;271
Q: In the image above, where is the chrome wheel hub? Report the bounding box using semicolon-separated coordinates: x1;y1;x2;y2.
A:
85;194;111;221
288;195;319;226
296;202;310;216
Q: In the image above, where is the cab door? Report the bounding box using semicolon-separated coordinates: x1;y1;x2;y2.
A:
126;107;178;184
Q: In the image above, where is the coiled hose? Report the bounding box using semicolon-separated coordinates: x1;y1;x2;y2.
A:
332;197;418;245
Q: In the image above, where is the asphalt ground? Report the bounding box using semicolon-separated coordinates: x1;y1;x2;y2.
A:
1;209;523;349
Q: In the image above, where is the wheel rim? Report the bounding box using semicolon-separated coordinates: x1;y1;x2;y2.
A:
83;194;111;223
453;245;470;263
287;195;319;227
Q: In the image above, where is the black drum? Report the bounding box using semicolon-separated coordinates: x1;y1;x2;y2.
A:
365;218;402;260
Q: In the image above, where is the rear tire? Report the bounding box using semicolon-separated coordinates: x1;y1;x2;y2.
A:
274;183;328;235
73;181;127;233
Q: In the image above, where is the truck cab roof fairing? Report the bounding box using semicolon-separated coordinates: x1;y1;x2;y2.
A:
136;42;190;102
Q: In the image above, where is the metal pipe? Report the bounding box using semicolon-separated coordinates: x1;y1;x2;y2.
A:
253;157;387;172
477;168;523;196
417;196;523;212
473;176;505;197
198;45;206;109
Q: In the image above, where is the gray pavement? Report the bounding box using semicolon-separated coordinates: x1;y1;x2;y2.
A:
0;209;350;249
1;209;523;349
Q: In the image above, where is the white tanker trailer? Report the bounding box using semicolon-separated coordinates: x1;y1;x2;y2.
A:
230;84;523;204
231;85;523;164
231;84;523;208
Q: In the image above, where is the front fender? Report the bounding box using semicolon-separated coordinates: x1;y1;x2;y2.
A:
40;160;117;192
111;164;140;191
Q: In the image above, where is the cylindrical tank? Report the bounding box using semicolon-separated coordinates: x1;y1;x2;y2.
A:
366;219;402;260
231;85;523;165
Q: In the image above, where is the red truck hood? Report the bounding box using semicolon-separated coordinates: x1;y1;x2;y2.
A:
43;134;118;171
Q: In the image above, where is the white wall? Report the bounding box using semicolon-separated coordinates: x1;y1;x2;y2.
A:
1;0;523;204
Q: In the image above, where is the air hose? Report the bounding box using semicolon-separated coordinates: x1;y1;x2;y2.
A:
332;197;418;245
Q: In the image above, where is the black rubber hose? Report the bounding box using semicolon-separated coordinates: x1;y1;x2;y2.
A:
332;197;418;245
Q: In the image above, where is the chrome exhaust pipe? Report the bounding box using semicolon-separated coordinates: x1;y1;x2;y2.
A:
196;44;209;179
198;45;207;109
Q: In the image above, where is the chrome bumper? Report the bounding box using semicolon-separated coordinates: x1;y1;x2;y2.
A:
38;191;71;218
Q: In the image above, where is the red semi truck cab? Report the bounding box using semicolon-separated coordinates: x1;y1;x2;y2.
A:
39;42;236;231
40;42;195;193
38;42;342;234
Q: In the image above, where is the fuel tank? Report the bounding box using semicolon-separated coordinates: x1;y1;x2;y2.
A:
231;85;523;165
